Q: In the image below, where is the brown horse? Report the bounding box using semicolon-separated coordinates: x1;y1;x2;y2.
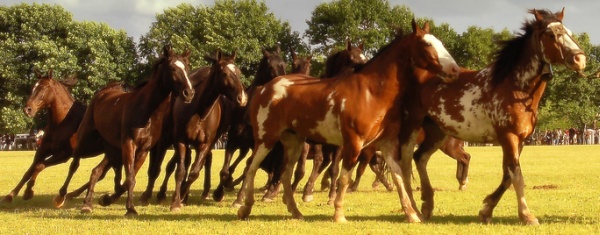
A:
405;9;586;225
212;46;287;202
236;20;459;222
167;49;247;212
1;70;107;203
53;45;195;216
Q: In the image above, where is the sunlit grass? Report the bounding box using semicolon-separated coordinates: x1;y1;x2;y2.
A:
0;145;599;234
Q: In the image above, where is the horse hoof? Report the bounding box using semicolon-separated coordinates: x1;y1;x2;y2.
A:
170;206;182;213
237;206;251;220
139;193;150;206
525;218;540;226
156;192;167;204
407;214;422;223
478;210;492;224
327;199;334;206
333;215;347;223
302;195;313;203
80;205;93;214
213;191;224;202
53;195;66;208
125;209;138;217
262;197;275;203
23;189;34;200
223;186;235;192
458;185;467;191
2;195;14;203
99;194;113;207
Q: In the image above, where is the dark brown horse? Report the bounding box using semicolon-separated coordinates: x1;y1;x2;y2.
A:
1;70;107;203
53;45;195;216
212;46;287;202
404;9;586;225
166;49;246;212
236;20;459;222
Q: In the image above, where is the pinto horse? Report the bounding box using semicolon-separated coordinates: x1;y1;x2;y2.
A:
53;45;195;216
212;46;287;202
2;70;106;203
406;9;586;225
237;20;459;222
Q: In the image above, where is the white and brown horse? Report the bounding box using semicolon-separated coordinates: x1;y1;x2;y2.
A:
403;8;586;225
236;20;460;222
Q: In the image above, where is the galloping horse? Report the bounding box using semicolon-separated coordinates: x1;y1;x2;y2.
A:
405;9;586;225
2;70;106;202
212;46;287;202
53;45;195;216
237;20;459;222
166;49;246;212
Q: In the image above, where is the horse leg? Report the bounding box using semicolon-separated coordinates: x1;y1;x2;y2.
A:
202;151;212;200
54;156;81;208
140;141;168;205
413;127;445;220
348;149;371;192
170;142;187;212
262;142;284;202
80;157;111;213
302;144;324;203
232;156;254;207
158;152;178;204
291;142;309;192
181;144;212;205
455;142;471;191
278;132;305;219
122;141;141;216
327;147;342;206
382;137;422;223
479;137;538;225
332;144;361;223
214;144;237;201
237;144;271;220
224;147;250;190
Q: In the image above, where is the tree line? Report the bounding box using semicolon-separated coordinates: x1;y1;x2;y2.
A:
1;0;599;134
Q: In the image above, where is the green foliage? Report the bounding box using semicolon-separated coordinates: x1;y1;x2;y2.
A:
0;3;138;133
138;0;304;85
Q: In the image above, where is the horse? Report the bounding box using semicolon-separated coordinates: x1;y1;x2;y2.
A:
1;70;109;203
163;49;246;212
236;20;460;222
404;9;586;225
212;46;287;202
53;45;195;216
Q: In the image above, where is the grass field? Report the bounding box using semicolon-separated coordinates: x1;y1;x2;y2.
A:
0;145;598;234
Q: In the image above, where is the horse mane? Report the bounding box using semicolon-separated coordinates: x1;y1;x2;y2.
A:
354;28;406;73
491;9;558;85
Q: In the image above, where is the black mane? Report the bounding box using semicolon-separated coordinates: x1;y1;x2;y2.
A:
490;9;559;85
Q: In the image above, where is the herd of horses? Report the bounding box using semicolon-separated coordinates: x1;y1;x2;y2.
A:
2;9;588;225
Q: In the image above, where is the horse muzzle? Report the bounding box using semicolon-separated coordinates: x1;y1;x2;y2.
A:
23;106;35;118
181;88;195;103
565;52;586;72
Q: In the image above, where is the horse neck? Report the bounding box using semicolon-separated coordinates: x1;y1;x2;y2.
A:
133;68;174;121
250;59;276;87
47;84;75;125
354;41;412;97
192;71;224;118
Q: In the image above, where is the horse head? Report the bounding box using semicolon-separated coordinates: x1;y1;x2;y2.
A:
24;69;76;118
344;39;368;65
205;49;247;107
161;45;195;103
254;46;287;86
323;39;367;78
290;48;312;75
407;19;460;83
531;8;586;73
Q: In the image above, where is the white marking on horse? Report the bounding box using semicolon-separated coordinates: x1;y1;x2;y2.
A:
547;22;580;52
424;34;458;78
272;78;294;101
174;60;193;90
256;101;272;140
360;54;367;62
227;64;237;73
309;92;343;145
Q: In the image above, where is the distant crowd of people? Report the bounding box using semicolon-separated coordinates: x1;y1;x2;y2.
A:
0;130;44;151
535;128;600;145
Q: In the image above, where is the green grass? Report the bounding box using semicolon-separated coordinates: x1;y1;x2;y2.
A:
0;145;599;234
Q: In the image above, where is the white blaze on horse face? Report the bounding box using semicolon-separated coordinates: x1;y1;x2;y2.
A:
547;22;581;51
360;54;367;62
227;64;237;73
423;34;459;80
271;78;294;101
174;60;193;90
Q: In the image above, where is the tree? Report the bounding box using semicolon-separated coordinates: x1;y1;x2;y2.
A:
138;0;304;85
305;0;414;57
0;3;138;133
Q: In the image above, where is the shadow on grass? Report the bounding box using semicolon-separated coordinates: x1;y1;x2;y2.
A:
0;192;595;226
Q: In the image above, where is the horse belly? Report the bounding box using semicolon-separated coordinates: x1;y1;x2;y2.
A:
430;107;498;143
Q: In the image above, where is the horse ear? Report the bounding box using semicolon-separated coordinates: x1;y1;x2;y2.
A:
531;9;544;22
183;50;191;59
262;47;270;57
216;48;223;61
411;18;418;33
231;49;237;61
62;75;78;88
290;48;297;60
557;7;565;21
163;45;173;57
47;69;53;79
423;21;430;33
35;69;43;79
346;38;352;51
275;45;281;55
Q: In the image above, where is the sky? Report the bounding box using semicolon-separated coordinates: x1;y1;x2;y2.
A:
4;0;600;45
